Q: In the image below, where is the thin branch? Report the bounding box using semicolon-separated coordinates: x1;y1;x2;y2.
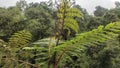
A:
2;58;39;68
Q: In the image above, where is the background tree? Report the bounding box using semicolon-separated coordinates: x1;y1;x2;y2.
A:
115;1;120;8
16;0;28;12
103;12;119;25
25;2;54;41
0;7;24;41
94;6;108;17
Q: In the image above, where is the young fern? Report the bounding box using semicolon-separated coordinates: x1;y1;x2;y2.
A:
55;0;83;40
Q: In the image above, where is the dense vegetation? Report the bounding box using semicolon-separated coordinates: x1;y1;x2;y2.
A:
0;0;120;68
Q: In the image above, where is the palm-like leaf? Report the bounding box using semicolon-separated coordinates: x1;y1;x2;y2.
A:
8;30;32;48
53;22;120;67
24;22;120;67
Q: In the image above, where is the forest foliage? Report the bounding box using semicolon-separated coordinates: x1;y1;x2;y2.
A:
0;0;120;68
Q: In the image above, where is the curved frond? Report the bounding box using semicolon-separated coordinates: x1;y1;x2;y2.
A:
53;22;120;66
8;30;32;48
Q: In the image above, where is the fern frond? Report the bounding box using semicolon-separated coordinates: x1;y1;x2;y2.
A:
53;22;120;66
8;30;32;48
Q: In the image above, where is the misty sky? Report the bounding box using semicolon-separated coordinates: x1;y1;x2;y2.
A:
0;0;120;14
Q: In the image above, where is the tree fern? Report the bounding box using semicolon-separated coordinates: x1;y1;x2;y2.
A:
53;22;120;67
23;22;120;68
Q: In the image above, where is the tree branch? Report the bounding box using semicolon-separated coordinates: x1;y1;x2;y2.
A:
2;58;39;68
